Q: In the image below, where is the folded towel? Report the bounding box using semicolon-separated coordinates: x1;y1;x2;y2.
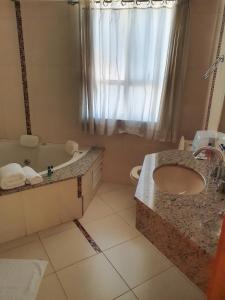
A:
23;166;43;185
65;140;79;156
0;259;47;300
0;163;26;190
20;135;39;148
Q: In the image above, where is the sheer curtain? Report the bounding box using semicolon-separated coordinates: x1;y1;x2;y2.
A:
80;0;189;142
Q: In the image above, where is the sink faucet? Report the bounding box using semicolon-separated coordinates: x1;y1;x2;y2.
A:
193;146;224;163
193;146;225;191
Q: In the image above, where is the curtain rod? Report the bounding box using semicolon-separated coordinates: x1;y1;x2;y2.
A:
11;0;177;5
68;0;177;4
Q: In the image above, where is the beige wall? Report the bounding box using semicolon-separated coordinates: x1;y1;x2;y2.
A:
0;0;26;138
179;0;223;139
0;0;223;183
219;96;225;132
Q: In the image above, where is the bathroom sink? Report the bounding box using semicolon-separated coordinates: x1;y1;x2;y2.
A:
153;164;205;195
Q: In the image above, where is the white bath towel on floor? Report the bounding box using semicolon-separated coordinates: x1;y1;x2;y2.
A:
65;140;79;156
0;259;47;300
0;163;26;190
20;135;39;148
23;166;43;185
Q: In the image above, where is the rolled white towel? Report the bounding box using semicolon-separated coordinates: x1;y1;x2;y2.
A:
65;140;79;156
20;135;39;148
23;166;43;185
0;163;26;190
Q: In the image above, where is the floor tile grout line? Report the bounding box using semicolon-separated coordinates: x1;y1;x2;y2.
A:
80;207;136;227
102;251;136;299
55;270;69;300
131;265;174;290
38;225;99;273
103;250;174;299
101;234;142;252
37;235;69;299
97;184;134;197
74;217;140;298
115;209;136;228
0;236;39;255
49;252;98;274
113;289;139;300
80;210;116;226
37;234;55;273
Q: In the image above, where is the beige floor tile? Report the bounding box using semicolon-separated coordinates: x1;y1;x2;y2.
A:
133;267;205;300
0;239;54;276
80;195;114;225
104;236;172;288
0;234;39;254
57;253;129;300
37;273;68;300
97;182;134;196
41;226;96;271
38;222;76;239
116;291;137;300
118;207;137;228
99;188;136;212
83;214;139;250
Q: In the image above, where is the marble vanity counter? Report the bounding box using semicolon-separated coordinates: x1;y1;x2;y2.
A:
135;150;225;290
0;147;104;196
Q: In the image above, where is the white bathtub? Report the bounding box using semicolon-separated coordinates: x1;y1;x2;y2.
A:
0;139;90;175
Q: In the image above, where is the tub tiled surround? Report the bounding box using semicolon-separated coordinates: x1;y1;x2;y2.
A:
0;147;104;244
135;150;225;292
0;182;204;300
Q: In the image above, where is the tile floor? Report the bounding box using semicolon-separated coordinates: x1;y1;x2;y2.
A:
0;182;206;300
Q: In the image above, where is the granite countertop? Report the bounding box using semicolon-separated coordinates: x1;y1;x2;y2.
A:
135;150;225;256
0;147;104;196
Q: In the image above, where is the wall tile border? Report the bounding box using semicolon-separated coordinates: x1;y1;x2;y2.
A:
14;0;32;135
205;4;225;129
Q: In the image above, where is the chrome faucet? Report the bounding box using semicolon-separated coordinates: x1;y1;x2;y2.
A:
193;146;225;191
193;146;224;163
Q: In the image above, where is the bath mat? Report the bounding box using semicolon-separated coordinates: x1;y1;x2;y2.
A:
0;259;48;300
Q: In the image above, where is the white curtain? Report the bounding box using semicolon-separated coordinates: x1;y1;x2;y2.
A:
80;0;189;141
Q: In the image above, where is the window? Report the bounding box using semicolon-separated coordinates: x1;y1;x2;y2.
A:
91;7;175;123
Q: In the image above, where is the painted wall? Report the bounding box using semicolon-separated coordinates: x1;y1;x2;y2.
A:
0;0;223;183
0;0;26;138
219;97;225;132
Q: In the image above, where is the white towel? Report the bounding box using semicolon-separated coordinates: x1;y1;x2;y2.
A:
65;140;79;156
20;135;39;148
0;163;26;190
0;259;47;300
23;166;43;185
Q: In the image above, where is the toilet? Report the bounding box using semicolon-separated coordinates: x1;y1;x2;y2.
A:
130;165;142;185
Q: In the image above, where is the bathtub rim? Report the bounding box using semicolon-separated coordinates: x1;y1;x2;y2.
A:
0;138;90;175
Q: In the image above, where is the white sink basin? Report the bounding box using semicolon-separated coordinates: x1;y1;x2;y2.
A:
153;164;205;195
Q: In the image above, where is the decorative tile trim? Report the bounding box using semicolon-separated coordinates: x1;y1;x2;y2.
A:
14;1;32;135
74;219;102;253
77;176;82;198
205;4;225;129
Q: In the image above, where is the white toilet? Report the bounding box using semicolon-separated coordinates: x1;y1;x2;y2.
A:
130;165;142;185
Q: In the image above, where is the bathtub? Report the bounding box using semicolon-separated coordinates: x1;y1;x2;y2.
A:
0;139;90;175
